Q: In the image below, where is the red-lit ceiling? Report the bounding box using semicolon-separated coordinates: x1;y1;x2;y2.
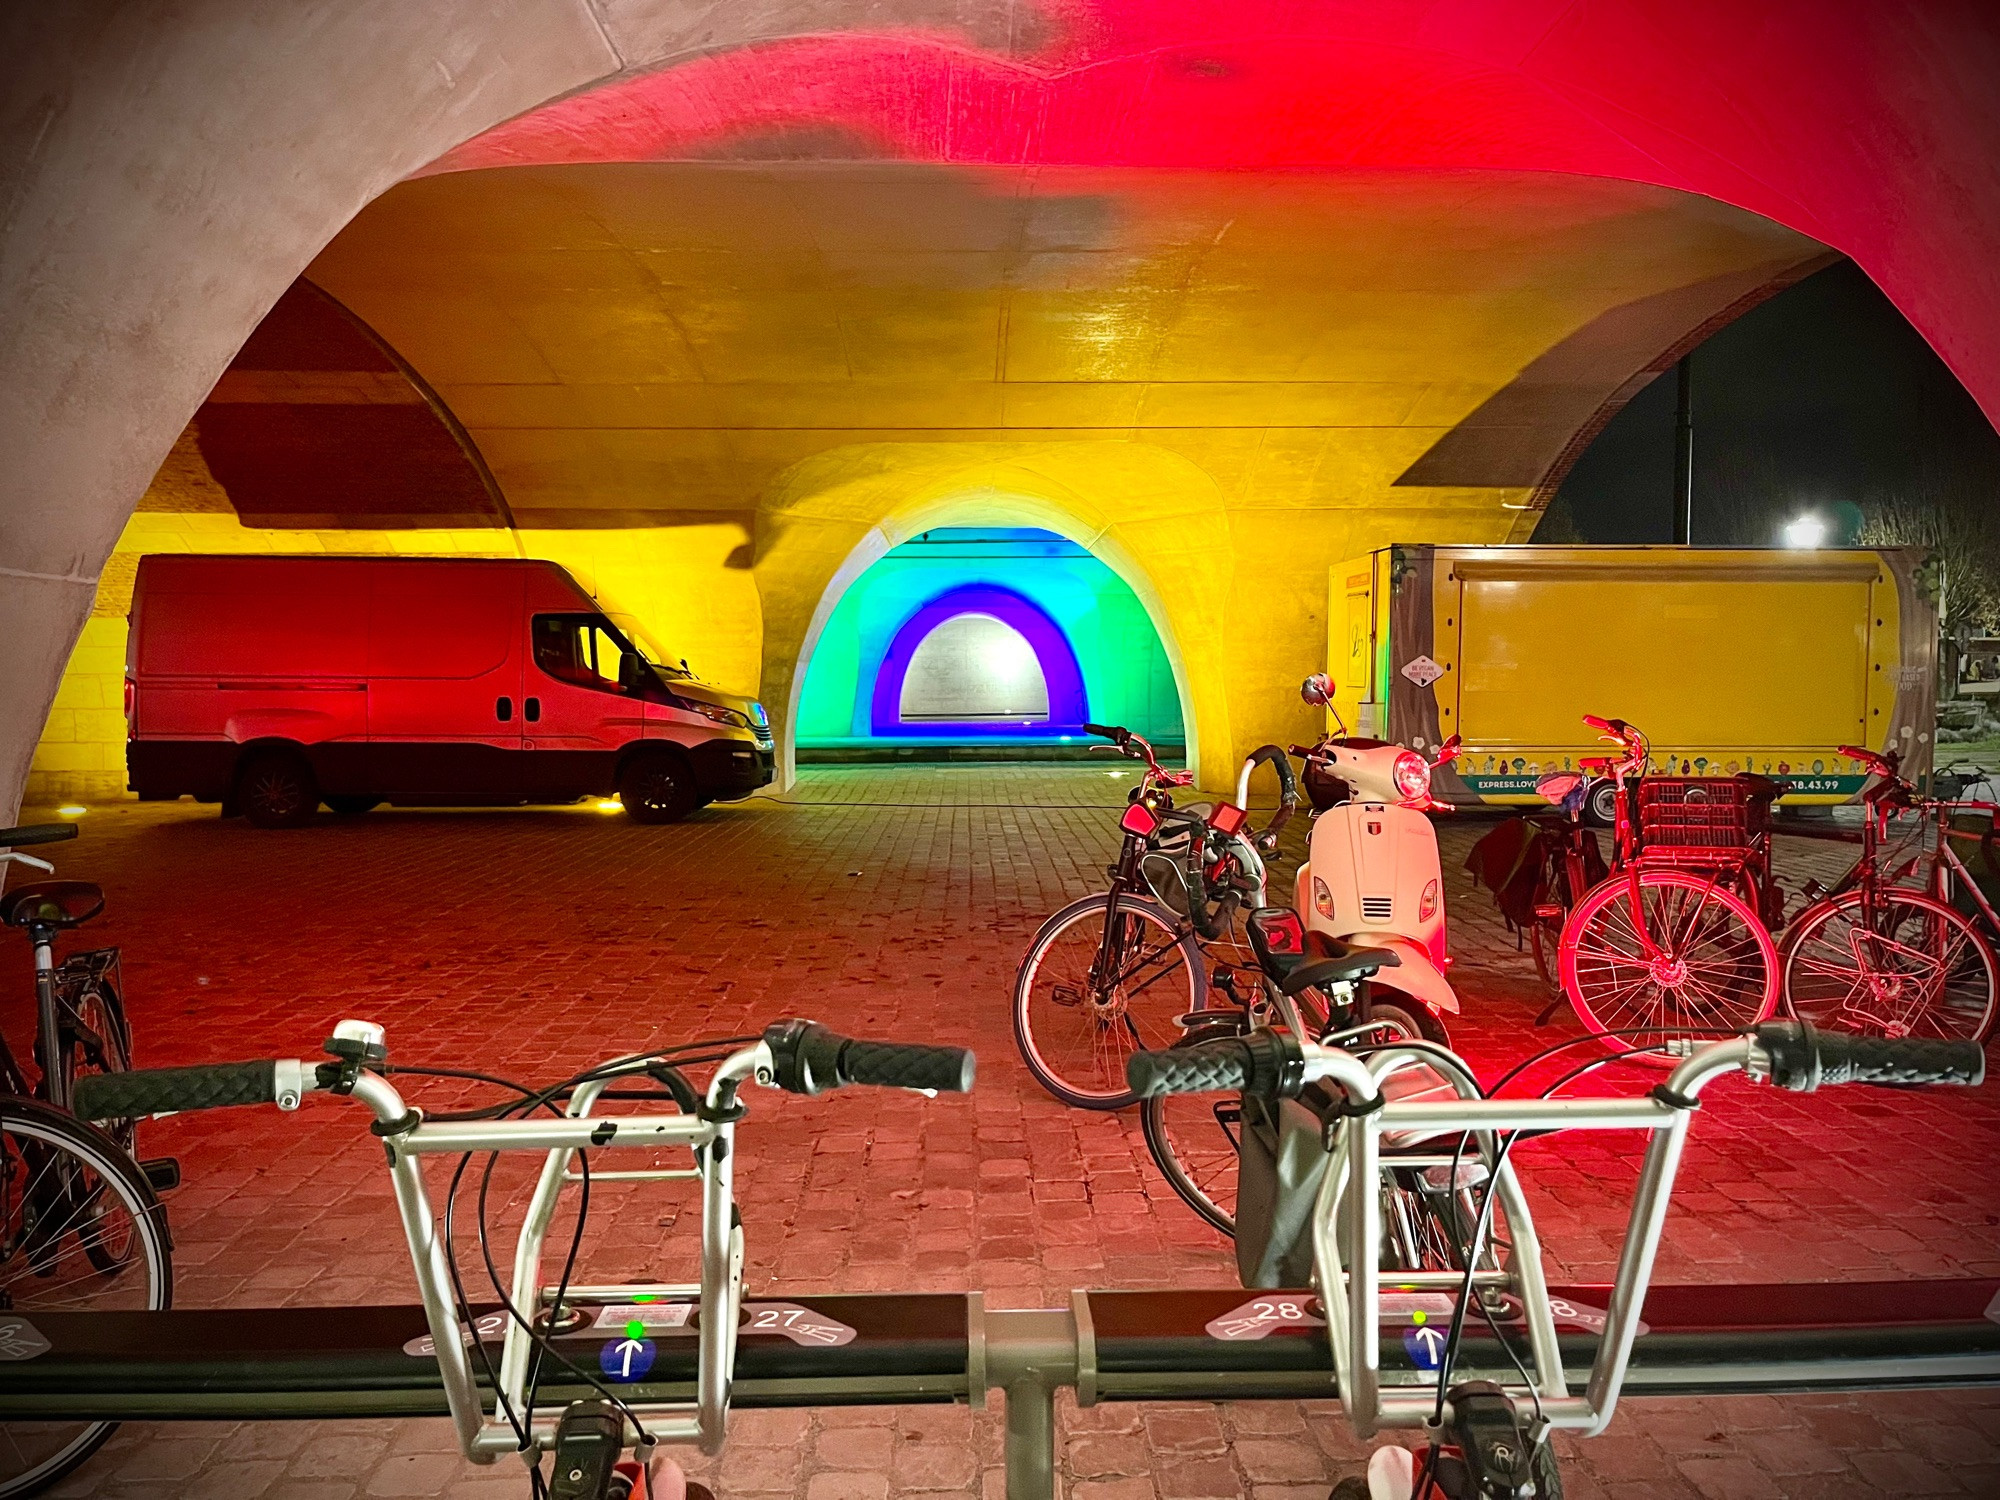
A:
429;0;2000;431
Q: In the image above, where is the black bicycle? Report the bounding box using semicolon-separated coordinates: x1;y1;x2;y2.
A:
1012;727;1295;1109
0;824;172;1498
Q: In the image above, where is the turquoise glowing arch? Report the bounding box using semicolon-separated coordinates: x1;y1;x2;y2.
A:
796;528;1183;748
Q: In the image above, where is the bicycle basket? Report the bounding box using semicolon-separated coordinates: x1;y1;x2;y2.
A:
1637;777;1765;850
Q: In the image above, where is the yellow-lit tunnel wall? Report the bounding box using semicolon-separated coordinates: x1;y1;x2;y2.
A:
31;432;1512;803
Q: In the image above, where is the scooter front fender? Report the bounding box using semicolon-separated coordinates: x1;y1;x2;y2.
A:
1345;933;1460;1015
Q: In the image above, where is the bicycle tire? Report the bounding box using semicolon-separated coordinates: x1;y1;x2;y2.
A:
56;971;133;1148
1013;892;1206;1109
1781;888;1999;1042
0;1096;171;1499
1560;867;1778;1061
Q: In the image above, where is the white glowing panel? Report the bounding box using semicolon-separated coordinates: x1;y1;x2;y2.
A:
899;613;1050;722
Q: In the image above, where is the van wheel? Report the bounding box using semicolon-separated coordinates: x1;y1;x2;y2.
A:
619;754;698;824
1584;778;1622;828
237;750;318;828
325;796;381;816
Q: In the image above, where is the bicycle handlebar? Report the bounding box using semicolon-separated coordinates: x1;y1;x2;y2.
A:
762;1019;975;1096
1084;722;1128;747
0;822;78;848
1125;1030;1304;1100
74;1058;305;1119
1235;744;1299;843
1754;1021;1984;1092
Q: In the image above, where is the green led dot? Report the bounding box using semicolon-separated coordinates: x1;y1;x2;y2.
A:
632;1295;656;1303
1411;1310;1427;1326
626;1319;646;1340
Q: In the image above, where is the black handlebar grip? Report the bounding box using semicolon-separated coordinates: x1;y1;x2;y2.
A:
1083;723;1128;745
1754;1021;1986;1092
0;823;79;847
1125;1030;1305;1100
1126;1038;1254;1097
74;1060;280;1120
762;1019;974;1095
835;1038;976;1093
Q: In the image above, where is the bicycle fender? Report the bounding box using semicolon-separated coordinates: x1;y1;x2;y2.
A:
1345;934;1460;1015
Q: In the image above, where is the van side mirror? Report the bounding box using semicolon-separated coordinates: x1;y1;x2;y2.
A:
1301;673;1334;707
618;651;645;690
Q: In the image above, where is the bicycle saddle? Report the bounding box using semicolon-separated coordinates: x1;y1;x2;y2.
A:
1279;946;1401;996
0;880;105;931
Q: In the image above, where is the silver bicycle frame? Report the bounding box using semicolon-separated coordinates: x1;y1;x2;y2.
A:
1309;1035;1761;1438
337;1038;766;1462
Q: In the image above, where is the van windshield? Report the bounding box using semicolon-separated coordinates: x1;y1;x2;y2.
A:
606;614;693;680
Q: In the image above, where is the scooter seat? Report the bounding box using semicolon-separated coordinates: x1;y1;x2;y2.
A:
1278;947;1400;996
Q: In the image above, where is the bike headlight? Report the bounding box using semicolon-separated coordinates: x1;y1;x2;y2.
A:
685;700;752;730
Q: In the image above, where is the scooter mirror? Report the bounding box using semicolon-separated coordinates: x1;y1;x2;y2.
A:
1301;673;1334;707
1435;733;1462;765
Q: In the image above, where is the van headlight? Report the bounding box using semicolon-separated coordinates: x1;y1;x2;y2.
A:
685;701;752;730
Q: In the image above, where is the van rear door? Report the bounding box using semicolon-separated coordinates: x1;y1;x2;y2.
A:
366;565;525;796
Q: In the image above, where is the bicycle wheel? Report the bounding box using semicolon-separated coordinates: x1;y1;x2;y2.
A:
57;972;133;1154
1560;867;1778;1060
1141;1031;1245;1233
1782;888;1999;1042
0;1096;171;1499
1014;892;1205;1109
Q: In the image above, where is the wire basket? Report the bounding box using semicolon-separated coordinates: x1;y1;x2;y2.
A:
1638;777;1765;851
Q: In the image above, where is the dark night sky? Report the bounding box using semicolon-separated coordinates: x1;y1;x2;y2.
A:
1540;260;2000;547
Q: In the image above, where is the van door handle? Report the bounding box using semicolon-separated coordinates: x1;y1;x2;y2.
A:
496;696;513;722
525;697;541;723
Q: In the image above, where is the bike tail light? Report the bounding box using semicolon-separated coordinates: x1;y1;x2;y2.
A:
1393;750;1431;803
1209;802;1247;836
1120;802;1159;837
1418;879;1438;922
1313;875;1335;919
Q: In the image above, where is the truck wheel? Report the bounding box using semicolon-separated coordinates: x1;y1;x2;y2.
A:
1584;778;1621;828
237;749;318;828
325;796;381;816
619;754;698;824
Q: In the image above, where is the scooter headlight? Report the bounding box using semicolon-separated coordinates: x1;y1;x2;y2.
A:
1393;750;1431;803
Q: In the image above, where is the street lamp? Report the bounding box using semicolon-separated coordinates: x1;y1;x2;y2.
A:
1781;513;1827;549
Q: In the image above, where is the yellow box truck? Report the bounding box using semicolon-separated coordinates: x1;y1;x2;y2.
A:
1326;545;1937;812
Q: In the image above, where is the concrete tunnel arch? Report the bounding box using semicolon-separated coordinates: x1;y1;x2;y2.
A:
5;2;2000;816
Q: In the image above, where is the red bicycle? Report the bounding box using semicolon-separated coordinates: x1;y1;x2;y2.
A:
1556;716;1781;1059
1780;744;1999;1041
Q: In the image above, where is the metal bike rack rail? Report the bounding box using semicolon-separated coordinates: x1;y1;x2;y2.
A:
5;1279;1998;1500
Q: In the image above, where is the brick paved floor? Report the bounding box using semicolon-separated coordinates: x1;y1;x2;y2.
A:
9;768;2000;1499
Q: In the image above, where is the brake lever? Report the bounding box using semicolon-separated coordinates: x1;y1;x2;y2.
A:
0;851;54;874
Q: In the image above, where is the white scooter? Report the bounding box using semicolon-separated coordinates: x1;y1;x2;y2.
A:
1289;673;1462;1032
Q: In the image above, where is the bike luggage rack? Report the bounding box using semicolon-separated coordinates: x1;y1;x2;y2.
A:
4;1280;1998;1500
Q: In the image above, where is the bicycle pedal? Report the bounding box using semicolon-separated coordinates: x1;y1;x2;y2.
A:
139;1157;181;1193
1532;904;1564;922
1050;986;1083;1009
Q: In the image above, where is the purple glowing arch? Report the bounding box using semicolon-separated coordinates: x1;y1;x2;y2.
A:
869;585;1088;737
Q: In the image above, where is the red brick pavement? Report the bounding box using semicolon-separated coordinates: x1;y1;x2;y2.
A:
8;768;1999;1499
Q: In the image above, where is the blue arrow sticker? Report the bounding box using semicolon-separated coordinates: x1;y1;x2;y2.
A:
600;1336;656;1382
1402;1323;1445;1376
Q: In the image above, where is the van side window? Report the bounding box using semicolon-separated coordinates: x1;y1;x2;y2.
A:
533;614;627;692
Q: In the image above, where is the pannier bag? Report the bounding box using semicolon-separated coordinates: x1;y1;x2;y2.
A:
1235;1088;1332;1288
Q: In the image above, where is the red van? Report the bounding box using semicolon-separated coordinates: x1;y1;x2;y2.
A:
126;555;774;826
